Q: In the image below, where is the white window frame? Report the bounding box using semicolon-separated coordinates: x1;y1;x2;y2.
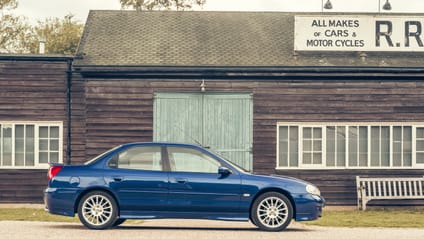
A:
276;122;424;170
299;125;325;168
0;122;63;169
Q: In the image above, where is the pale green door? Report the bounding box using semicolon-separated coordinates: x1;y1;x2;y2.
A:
154;92;253;171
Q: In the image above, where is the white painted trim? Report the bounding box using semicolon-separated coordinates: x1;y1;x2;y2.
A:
276;122;424;170
276;166;424;170
0;122;63;169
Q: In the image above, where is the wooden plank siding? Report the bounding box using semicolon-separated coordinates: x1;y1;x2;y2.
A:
0;58;70;203
81;78;424;205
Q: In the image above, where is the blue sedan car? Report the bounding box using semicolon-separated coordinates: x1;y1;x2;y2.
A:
45;142;324;231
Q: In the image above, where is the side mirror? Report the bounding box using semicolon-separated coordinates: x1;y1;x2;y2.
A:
218;166;232;176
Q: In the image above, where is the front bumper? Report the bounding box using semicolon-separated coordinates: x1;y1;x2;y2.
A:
293;194;325;221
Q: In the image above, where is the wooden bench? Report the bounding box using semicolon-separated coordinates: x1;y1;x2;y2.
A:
356;176;424;210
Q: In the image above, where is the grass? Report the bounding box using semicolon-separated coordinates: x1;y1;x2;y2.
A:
302;209;424;228
0;208;79;223
1;208;424;228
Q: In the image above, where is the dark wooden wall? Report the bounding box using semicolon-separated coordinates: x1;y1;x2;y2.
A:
0;58;69;203
78;78;424;205
3;64;424;205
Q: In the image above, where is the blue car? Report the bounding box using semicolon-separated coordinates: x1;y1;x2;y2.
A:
45;142;324;231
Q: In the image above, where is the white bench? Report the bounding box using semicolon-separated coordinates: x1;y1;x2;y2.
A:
356;176;424;210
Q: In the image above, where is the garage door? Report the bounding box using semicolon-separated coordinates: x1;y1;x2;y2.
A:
154;93;253;171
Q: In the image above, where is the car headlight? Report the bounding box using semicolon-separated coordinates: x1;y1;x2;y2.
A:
306;184;321;196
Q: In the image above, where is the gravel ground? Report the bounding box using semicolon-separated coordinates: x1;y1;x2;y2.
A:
1;219;424;239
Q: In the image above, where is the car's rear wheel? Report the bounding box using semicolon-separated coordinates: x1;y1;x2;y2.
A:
77;191;118;229
251;192;293;231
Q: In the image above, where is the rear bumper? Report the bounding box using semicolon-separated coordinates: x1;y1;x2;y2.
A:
293;194;325;221
44;187;77;217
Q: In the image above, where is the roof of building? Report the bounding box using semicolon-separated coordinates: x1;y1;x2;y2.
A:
75;10;424;69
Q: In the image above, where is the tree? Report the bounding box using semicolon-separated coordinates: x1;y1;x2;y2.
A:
120;0;206;11
0;0;29;53
22;14;83;55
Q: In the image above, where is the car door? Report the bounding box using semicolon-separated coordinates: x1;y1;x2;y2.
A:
104;145;169;214
166;145;242;214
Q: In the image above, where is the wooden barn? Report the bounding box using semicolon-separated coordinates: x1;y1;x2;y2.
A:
1;11;424;206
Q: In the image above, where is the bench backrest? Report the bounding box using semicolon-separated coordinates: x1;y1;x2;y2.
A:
356;176;424;199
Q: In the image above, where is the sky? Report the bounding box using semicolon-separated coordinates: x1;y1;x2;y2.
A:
11;0;424;24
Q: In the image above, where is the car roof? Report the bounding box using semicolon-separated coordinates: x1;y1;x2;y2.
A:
121;142;204;148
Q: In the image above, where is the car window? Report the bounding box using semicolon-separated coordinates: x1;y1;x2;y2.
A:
167;146;221;173
109;146;162;171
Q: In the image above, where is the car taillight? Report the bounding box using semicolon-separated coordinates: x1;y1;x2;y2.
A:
48;165;64;181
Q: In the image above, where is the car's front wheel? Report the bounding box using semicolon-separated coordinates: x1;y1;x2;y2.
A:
251;192;293;231
77;191;118;229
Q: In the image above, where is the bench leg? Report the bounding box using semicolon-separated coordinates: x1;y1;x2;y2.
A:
362;198;367;211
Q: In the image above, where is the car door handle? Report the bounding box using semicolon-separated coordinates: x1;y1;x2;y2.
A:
174;178;187;184
113;176;123;182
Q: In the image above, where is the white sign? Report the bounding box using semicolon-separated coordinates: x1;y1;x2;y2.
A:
295;15;424;52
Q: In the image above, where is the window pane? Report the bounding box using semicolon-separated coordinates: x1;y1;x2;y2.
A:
313;141;322;151
417;153;424;164
15;125;24;137
370;126;380;167
313;128;322;139
15;153;24;166
417;128;424;138
26;153;35;166
39;152;48;164
393;126;402;166
39;139;48;151
393;143;402;166
326;126;335;167
39;126;48;138
50;139;59;151
15;125;25;166
403;127;412;167
50;152;59;163
168;147;220;173
289;126;299;167
303;128;311;138
417;141;424;151
348;126;358;167
337;126;346;167
0;125;2;165
313;153;322;164
50;127;59;138
278;126;288;167
381;126;390;167
359;127;368;166
117;146;162;171
304;140;312;151
303;153;312;164
2;126;12;166
25;125;35;166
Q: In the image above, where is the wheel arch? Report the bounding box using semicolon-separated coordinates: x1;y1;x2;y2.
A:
74;187;120;214
249;188;296;219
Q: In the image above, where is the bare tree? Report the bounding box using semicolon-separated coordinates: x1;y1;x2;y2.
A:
120;0;206;11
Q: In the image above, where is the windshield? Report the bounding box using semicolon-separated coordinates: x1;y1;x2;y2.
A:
84;145;122;165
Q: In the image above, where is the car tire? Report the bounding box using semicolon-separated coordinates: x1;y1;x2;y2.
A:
251;192;293;231
77;191;118;229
